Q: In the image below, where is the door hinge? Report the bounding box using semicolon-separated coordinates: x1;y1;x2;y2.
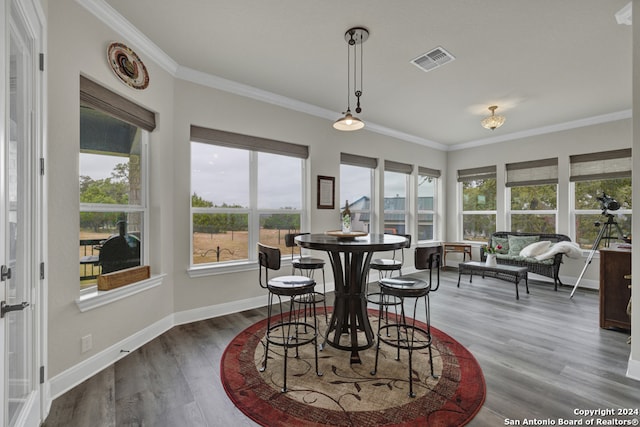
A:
40;366;45;384
40;262;45;280
1;265;11;281
39;53;44;71
40;158;45;175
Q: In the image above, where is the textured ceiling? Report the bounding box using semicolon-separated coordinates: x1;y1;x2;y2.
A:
103;0;632;148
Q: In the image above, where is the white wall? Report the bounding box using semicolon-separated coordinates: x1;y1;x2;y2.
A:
46;0;445;381
46;0;640;396
446;118;632;286
47;0;176;378
170;79;447;312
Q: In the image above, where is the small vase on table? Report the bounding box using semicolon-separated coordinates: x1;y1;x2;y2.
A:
485;254;497;267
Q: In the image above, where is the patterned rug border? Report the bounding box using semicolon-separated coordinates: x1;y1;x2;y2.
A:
221;309;486;427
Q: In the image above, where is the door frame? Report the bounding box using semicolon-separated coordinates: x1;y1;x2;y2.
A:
1;0;46;425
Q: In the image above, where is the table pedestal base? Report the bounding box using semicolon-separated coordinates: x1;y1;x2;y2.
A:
323;251;374;364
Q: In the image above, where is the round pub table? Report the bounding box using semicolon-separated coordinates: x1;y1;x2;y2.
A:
295;233;408;364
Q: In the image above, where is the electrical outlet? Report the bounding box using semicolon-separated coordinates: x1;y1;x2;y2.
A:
81;334;92;353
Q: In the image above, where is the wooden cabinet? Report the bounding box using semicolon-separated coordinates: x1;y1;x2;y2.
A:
599;248;631;330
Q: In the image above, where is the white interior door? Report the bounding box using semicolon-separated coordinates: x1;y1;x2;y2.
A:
1;0;42;425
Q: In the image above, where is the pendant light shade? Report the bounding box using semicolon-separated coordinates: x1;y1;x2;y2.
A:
481;105;506;130
333;27;368;131
333;109;365;131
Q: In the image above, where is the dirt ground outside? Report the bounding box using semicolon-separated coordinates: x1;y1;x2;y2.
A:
193;229;300;264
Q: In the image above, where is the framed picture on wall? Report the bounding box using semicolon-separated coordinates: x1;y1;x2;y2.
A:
317;175;335;209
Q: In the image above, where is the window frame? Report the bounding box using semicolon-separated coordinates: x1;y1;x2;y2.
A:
340;153;377;234
416;166;439;242
383;161;412;236
570;149;632;250
505;158;558;233
188;127;308;276
458;166;497;243
79;77;154;290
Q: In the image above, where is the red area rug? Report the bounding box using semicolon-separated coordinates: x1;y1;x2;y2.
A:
221;309;485;426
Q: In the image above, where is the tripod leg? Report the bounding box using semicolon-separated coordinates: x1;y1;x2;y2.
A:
570;223;608;298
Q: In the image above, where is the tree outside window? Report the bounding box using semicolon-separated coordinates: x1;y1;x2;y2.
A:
79;106;146;287
574;178;631;249
570;149;632;249
461;178;497;242
509;184;557;233
190;139;304;266
417;168;438;241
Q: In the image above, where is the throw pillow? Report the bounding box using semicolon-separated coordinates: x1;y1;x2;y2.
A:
508;235;540;256
491;237;509;254
519;240;551;258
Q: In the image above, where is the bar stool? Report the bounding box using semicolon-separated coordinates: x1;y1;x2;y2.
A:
284;233;328;322
257;243;322;392
370;245;442;398
366;234;411;327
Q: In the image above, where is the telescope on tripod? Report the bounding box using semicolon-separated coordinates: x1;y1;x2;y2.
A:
570;193;627;298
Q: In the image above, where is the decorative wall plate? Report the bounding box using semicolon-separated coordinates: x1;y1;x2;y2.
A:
107;42;149;90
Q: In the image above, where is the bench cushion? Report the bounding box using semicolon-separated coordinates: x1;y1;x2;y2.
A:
507;235;539;256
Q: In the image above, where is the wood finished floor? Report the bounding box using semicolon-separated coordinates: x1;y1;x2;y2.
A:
43;270;639;427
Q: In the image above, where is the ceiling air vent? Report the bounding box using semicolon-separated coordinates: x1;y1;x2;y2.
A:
410;46;455;72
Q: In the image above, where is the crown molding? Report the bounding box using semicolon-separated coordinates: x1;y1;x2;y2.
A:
75;0;179;75
76;0;630;153
450;109;632;151
176;66;447;150
75;0;449;151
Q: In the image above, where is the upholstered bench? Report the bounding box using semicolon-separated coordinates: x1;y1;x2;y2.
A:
481;232;577;291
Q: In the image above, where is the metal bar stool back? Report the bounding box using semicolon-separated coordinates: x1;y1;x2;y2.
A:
366;234;411;323
284;233;328;322
370;245;442;398
257;243;322;392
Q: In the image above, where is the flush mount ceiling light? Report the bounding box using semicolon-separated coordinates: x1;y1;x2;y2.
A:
333;27;368;131
481;105;506;130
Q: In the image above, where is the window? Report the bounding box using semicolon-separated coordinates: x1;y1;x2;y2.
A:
79;76;154;288
384;161;412;235
571;149;632;249
458;166;497;242
507;158;558;233
190;126;307;267
417;166;439;241
340;153;377;233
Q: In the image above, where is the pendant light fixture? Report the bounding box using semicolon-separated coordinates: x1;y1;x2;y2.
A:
481;105;506;130
333;27;369;131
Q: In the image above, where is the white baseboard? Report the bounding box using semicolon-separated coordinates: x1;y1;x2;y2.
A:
627;353;640;381
47;279;337;402
173;295;266;326
48;314;174;400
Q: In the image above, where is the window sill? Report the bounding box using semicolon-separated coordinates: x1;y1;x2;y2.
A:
75;273;166;312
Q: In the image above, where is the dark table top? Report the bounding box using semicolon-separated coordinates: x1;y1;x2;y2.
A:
295;233;407;253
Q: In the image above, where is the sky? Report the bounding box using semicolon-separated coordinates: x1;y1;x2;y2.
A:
81;145;433;210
